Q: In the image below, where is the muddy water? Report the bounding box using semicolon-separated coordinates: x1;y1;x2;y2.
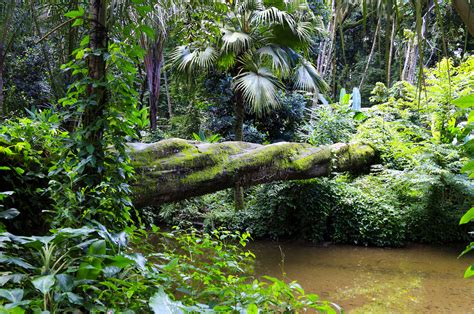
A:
250;242;474;313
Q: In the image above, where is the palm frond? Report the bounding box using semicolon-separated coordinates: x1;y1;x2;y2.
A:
170;45;218;74
233;68;282;115
294;59;328;93
252;7;296;30
222;29;252;54
256;45;291;77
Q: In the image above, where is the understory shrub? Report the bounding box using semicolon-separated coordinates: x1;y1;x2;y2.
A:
0;224;335;313
0;113;66;234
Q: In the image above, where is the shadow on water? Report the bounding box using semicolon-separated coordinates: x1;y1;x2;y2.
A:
249;241;474;313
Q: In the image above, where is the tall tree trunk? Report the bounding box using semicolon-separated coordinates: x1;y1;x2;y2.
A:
143;40;163;130
452;0;474;36
360;18;381;90
83;0;107;183
0;58;4;116
162;57;172;119
233;91;245;210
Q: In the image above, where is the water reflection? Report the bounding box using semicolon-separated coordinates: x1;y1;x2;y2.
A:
250;242;474;313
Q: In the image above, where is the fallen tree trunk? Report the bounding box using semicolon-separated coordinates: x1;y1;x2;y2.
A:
129;139;376;207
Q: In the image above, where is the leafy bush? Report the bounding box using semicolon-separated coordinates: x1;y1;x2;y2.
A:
0;113;67;234
299;103;356;146
0;225;335;313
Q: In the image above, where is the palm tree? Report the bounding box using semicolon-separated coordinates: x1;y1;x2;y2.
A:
171;0;327;210
171;0;328;142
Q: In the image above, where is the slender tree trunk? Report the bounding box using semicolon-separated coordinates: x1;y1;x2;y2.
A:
359;18;381;90
83;0;107;182
162;57;172;119
0;57;4;116
143;40;164;130
31;7;63;101
233;91;245;210
386;10;396;87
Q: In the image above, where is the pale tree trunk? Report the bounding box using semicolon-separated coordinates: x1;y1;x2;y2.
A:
386;15;396;87
162;56;172;119
360;18;381;89
129;139;376;207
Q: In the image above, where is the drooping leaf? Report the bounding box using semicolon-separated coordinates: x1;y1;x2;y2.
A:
32;275;55;295
149;289;184;314
460;207;474;224
0;209;19;220
0;289;23;303
452;94;474;108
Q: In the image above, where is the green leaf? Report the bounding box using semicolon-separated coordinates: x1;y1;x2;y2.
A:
32;275;55;295
56;274;74;292
140;25;155;39
452;94;474;108
464;265;474;278
0;209;20;220
0;289;23;303
72;19;83;27
247;303;259;314
149;289;183;314
80;35;90;47
88;239;106;255
460;207;474;224
64;7;85;18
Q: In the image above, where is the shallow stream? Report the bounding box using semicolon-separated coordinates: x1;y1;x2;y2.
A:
250;242;474;313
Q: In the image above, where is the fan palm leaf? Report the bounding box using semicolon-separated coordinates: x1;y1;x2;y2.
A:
233;68;282;115
171;45;218;74
222;29;252;54
256;45;291;77
294;59;328;92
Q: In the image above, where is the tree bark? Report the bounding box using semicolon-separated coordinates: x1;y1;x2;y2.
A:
129;139;376;207
82;0;107;183
0;59;4;116
452;0;474;37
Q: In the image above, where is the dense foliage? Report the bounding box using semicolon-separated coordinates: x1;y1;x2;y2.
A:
1;0;474;312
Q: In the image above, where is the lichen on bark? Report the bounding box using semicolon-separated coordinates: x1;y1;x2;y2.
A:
128;139;376;207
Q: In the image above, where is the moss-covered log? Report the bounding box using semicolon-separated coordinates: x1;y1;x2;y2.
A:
129;139;376;207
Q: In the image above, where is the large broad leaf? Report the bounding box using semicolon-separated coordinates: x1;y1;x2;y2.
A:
32;275;55;295
0;209;19;220
460;207;474;224
0;274;26;287
149;289;184;314
452;94;474;108
0;289;23;303
55;274;74;292
352;87;362;110
464;265;474;278
0;255;34;270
